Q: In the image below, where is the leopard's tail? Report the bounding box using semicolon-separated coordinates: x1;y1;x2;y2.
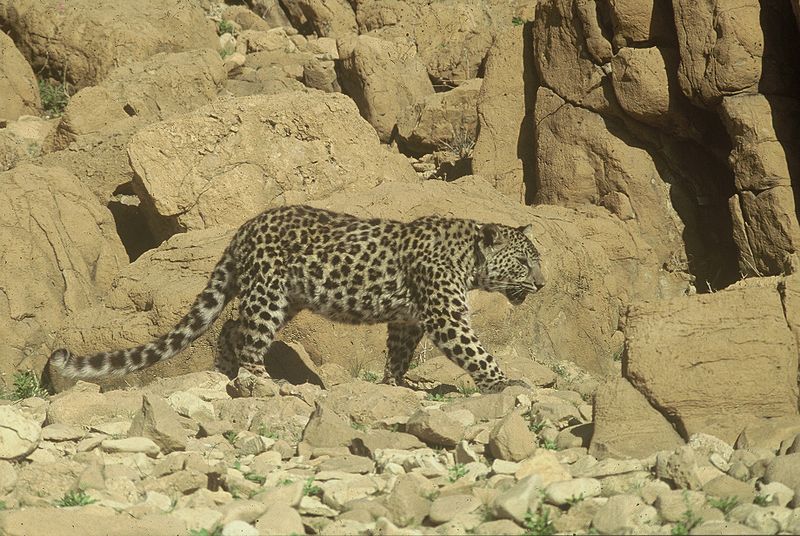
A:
49;248;238;379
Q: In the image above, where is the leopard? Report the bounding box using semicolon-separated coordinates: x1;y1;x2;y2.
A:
49;205;545;392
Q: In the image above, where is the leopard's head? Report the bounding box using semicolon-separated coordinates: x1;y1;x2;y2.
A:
474;223;544;305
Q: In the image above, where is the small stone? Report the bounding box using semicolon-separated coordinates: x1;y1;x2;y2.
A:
383;474;432;526
255;504;305;535
703;474;755;503
428;494;481;524
654;490;707;522
473;519;526;535
129;394;188;453
454;440;480;464
489;410;539;462
220;499;269;524
758;481;794;507
0;405;41;459
491;459;520;475
492;474;543;524
592;494;658;534
545;478;601;506
690;520;761;534
764;453;800;489
101;437;161;457
167;391;216;420
221;519;259;536
298;495;338;517
41;423;85;442
516;450;572;486
405;408;465;448
0;460;18;493
655;447;703;490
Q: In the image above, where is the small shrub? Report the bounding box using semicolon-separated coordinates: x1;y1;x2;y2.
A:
257;425;280;440
223;431;238;444
540;438;559;451
512;16;525;26
523;505;555;536
2;370;48;400
426;392;446;402
38;79;70;117
189;526;222;536
244;472;266;484
55;490;96;507
708;496;738;516
360;370;380;383
457;383;479;396
303;477;322;497
217;19;235;36
753;494;771;506
448;463;468;483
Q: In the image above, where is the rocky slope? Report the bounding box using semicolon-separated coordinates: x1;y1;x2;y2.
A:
1;0;799;534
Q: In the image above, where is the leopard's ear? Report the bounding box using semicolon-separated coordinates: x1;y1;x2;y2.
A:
517;224;534;241
480;224;507;250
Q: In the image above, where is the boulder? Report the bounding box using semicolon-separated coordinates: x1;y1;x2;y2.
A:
396;78;481;157
0;405;41;460
127;91;418;239
487;411;538;462
671;0;800;106
606;0;676;47
281;0;357;37
58;49;226;143
0;164;127;382
720;94;800;276
1;0;217;88
472;25;533;201
0;116;58;172
533;86;687;268
337;34;434;143
624;279;799;443
533;0;609;111
0;31;40;120
590;376;684;459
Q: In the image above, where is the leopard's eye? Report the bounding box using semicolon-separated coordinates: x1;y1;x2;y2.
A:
516;257;529;268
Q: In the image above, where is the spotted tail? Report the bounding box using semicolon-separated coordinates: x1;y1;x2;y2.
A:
49;249;237;379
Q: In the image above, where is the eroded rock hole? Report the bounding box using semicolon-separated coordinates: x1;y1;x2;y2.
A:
107;183;161;262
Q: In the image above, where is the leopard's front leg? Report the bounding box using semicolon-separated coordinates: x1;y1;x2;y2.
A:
419;302;510;393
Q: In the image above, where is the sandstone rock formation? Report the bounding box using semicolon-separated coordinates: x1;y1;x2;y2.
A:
0;31;39;121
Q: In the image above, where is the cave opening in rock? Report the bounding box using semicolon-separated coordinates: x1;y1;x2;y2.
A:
107;182;162;262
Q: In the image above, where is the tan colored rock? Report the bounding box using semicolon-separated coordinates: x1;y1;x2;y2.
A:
488;411;537;462
282;0;356;37
534;86;686;267
301;403;361;449
58;49;226;143
0;406;41;460
47;388;142;427
472;25;532;201
0;31;40;120
337;34;434;142
357;0;516;87
101;436;161;457
0;164;127;382
491;474;543;524
0;508;187;536
255;503;305;535
405;408;465;448
383;474;432;527
128;394;190;454
533;0;609;111
610;46;695;137
396;78;481;156
222;5;273;32
127;91;418;239
625;280;799;443
248;0;293;27
764;453;800;490
590;376;684;459
721;95;800;276
703;474;755;503
515;450;572;486
324;382;422;425
671;0;760;106
607;0;676;46
0;116;57;172
591;494;658;534
2;0;217;88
